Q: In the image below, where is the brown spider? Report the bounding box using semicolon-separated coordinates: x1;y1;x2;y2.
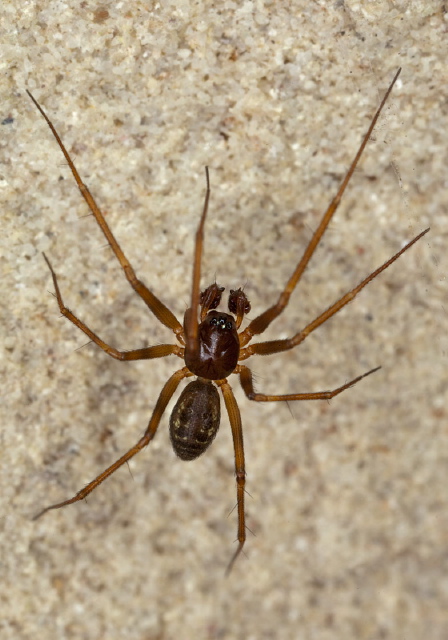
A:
28;69;428;572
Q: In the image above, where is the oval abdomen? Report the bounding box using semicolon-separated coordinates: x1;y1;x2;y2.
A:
169;379;221;461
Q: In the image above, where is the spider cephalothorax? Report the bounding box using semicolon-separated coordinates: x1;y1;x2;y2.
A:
28;68;428;573
185;285;248;380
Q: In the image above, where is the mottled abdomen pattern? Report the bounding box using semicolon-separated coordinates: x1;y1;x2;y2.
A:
169;379;221;461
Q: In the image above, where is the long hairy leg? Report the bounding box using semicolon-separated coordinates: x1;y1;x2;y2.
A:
33;367;190;519
239;69;403;347
27;90;182;335
44;253;183;361
216;378;247;575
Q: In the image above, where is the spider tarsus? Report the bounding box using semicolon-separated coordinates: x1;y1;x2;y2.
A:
225;542;246;577
355;365;381;384
33;491;88;521
32;503;57;521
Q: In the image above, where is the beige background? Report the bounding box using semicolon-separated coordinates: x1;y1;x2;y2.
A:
1;1;447;639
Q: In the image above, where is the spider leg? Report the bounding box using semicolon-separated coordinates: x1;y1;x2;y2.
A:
27;90;183;336
216;378;246;575
237;364;380;402
33;367;190;520
240;227;429;359
239;69;402;348
184;167;211;355
43;253;183;361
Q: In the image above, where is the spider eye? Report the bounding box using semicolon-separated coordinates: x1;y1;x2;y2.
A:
209;315;233;330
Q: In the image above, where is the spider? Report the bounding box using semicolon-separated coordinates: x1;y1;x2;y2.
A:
28;68;428;573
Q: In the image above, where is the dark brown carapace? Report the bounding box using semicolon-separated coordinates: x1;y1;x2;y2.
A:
28;69;428;573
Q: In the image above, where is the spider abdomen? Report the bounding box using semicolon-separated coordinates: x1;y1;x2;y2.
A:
169;378;221;461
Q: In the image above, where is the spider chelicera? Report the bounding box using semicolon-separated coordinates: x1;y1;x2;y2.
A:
28;68;428;572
